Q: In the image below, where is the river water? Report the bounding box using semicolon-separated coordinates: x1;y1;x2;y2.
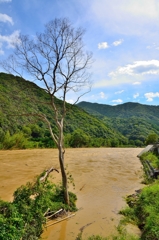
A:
0;148;143;239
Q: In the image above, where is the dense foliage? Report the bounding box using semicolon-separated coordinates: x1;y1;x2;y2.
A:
77;101;159;122
120;181;159;240
0;72;127;149
140;151;159;170
1;73;159;148
77;101;159;146
0;173;77;240
118;149;159;240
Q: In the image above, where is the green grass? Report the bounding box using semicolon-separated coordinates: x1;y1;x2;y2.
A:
140;152;159;169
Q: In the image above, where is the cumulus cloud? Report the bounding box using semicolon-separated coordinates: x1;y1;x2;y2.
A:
0;31;20;53
133;93;139;99
98;42;109;49
110;60;159;77
133;82;141;85
0;13;13;25
113;39;123;46
145;92;159;102
115;90;124;94
112;99;123;104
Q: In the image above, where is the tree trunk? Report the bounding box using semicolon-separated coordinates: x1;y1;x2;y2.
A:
59;146;70;205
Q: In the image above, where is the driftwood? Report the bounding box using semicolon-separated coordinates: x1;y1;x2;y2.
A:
40;167;59;182
46;213;76;227
46;208;63;221
44;208;50;217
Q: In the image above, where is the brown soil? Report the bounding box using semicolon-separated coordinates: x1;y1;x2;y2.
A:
0;148;144;239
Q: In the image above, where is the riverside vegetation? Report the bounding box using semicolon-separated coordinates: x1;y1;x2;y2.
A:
116;150;159;240
0;171;77;240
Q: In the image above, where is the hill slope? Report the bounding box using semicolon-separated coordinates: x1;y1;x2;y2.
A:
77;101;159;123
0;73;126;148
77;101;159;145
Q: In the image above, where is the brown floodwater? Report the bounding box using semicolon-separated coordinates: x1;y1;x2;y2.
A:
0;148;144;239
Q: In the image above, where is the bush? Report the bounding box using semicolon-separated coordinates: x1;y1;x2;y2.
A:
0;174;77;240
140;152;159;169
119;181;159;240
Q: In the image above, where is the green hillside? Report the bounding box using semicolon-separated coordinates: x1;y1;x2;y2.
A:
77;101;159;123
77;101;159;146
0;73;127;149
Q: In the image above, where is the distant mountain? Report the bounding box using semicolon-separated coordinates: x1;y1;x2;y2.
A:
77;101;159;124
0;73;127;148
77;101;159;146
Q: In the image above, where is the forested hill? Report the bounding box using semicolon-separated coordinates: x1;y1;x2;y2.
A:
0;72;127;149
77;101;159;147
77;101;159;124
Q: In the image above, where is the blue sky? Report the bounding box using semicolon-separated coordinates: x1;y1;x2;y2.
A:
0;0;159;105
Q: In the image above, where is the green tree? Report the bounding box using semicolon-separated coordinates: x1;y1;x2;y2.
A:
3;131;12;149
146;133;158;145
22;126;32;137
70;129;90;147
29;124;43;138
111;138;119;147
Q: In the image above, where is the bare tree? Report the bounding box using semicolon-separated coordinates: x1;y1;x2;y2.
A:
1;18;92;205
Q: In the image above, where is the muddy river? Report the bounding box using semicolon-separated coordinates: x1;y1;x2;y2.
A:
0;148;144;239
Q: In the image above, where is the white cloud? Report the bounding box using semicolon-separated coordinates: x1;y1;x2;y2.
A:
0;31;20;49
111;60;159;77
112;99;123;104
0;13;13;25
98;39;123;50
145;92;159;102
146;43;159;50
113;39;123;46
66;99;74;104
0;0;12;2
100;91;107;99
115;90;124;94
133;82;141;85
133;93;139;99
108;71;116;78
98;42;109;49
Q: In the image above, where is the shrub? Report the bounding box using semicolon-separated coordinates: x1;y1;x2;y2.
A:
140;152;159;169
119;181;159;240
0;174;77;240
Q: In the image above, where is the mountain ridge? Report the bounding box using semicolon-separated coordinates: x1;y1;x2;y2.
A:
77;101;159;146
0;72;127;148
77;101;159;124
